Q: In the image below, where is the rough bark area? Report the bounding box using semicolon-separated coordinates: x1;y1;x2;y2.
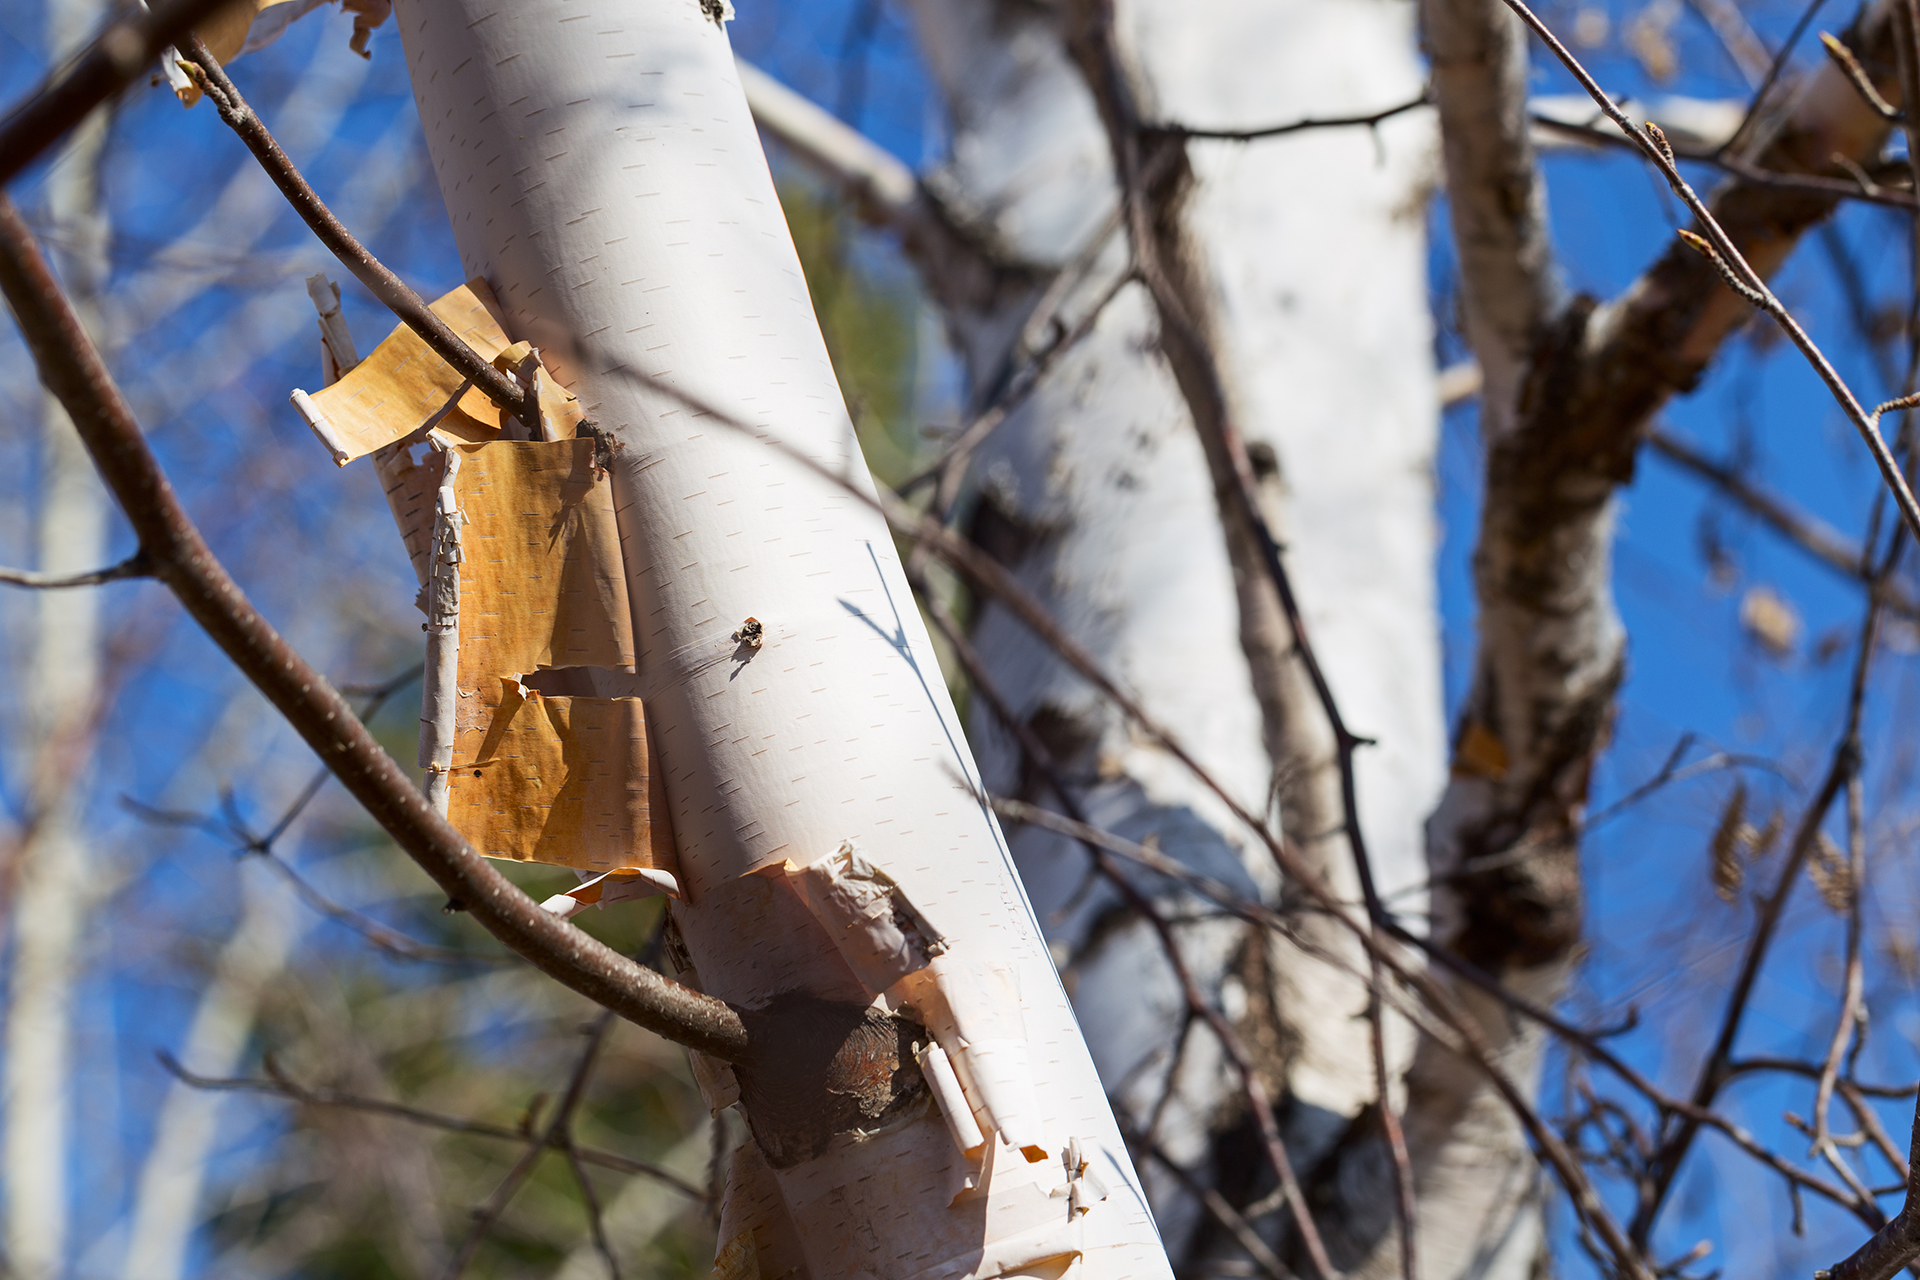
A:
1350;5;1906;1276
905;0;1442;1265
1425;0;1561;432
391;2;1170;1275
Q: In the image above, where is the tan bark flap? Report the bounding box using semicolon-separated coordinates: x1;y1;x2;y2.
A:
296;279;585;465
431;437;670;878
449;681;675;877
448;438;635;697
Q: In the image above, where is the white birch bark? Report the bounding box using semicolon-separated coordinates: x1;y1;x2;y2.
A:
4;2;112;1267
390;3;1170;1275
903;0;1443;1266
120;864;303;1280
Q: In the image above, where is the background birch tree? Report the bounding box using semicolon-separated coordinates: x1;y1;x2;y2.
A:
10;0;1920;1278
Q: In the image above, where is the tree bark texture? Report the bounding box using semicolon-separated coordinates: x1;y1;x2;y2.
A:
1399;3;1905;1275
390;2;1172;1275
904;0;1443;1268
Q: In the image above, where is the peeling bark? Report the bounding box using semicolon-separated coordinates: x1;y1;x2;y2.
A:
390;2;1170;1274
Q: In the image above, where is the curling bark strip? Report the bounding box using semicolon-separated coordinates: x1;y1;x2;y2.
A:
0;192;752;1066
388;1;1172;1274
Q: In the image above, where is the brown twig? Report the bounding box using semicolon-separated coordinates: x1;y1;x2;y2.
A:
443;1013;616;1280
1059;15;1424;1272
0;194;751;1065
175;39;529;419
1645;428;1906;596
561;1131;623;1280
993;797;1877;1225
1127;1126;1288;1280
1494;0;1920;547
123;665;495;967
1727;1058;1920;1101
641;351;1660;1270
156;1050;709;1202
1163;91;1431;141
1531;112;1920;210
0;549;150;589
1821;1096;1920;1280
1823;29;1906;120
1810;774;1871;1183
1634;541;1888;1243
0;0;239;188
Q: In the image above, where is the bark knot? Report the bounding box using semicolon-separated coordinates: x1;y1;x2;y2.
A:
732;991;927;1168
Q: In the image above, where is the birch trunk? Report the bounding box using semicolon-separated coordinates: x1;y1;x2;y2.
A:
120;865;302;1280
4;2;111;1267
902;0;1443;1267
390;3;1170;1275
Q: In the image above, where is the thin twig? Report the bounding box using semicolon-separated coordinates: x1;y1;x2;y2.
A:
1127;1126;1287;1280
1821;1095;1920;1280
443;1012;616;1280
630;356;1654;1273
1635;534;1891;1242
1716;0;1831;158
914;581;1330;1279
175;39;529;418
156;1051;709;1202
1822;30;1904;120
992;797;1875;1224
1494;0;1920;548
1646;429;1920;607
1530;111;1916;207
1163;91;1430;141
0;549;149;589
0;0;236;188
1810;774;1870;1178
562;1131;623;1280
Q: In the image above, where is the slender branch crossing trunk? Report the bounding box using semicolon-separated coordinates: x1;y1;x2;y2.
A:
903;0;1442;1268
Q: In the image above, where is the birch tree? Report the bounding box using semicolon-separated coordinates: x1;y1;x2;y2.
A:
12;0;1920;1277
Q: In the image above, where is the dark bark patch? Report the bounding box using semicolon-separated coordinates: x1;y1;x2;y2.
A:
733;991;926;1169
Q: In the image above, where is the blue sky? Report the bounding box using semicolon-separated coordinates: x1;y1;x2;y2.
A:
2;0;1918;1273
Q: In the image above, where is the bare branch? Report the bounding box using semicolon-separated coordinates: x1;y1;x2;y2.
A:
910;574;1330;1280
1636;548;1888;1241
175;39;530;420
735;57;1030;315
1645;428;1894;593
444;1013;614;1280
1530;92;1746;153
0;193;751;1065
636;356;1654;1277
1823;30;1905;119
1161;91;1431;141
0;0;236;188
0;550;148;588
1498;0;1920;544
1427;0;1561;420
1687;0;1777;85
1531;111;1918;210
1821;1095;1920;1280
156;1052;710;1202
